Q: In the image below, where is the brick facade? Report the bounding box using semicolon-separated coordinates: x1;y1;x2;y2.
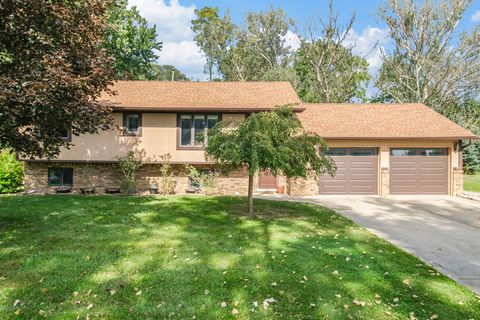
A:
380;168;389;196
24;162;251;196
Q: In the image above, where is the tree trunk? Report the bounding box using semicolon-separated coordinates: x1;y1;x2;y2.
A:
248;173;254;217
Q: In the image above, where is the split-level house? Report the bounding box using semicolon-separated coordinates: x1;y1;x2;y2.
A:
21;81;477;196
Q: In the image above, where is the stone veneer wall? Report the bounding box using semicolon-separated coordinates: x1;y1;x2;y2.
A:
24;162;251;196
288;177;318;196
453;168;464;195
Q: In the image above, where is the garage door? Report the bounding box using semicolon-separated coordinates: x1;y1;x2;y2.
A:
319;148;378;194
390;148;448;194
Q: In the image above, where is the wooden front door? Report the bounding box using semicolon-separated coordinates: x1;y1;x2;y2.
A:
258;173;277;189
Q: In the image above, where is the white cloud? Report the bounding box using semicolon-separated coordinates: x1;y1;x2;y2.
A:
344;27;390;74
128;0;207;80
472;10;480;22
156;41;207;80
284;30;301;51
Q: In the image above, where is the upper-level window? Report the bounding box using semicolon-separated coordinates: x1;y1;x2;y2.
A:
179;114;219;148
60;129;71;141
123;113;142;136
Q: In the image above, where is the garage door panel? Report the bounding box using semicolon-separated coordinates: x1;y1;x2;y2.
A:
320;148;378;195
390;149;448;195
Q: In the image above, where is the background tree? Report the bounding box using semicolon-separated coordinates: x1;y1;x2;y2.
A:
375;0;480;115
205;107;335;216
150;65;189;81
192;6;295;82
0;0;115;158
104;0;162;80
294;2;370;103
191;7;235;81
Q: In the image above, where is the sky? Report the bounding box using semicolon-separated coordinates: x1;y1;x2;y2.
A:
128;0;480;81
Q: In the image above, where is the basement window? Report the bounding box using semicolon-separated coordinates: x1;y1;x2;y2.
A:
48;168;73;186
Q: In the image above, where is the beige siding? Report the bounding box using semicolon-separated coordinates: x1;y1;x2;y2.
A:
24;112;245;163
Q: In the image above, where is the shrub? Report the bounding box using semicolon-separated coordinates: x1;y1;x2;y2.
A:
463;141;480;175
158;154;176;195
185;164;220;195
0;149;24;193
117;151;143;194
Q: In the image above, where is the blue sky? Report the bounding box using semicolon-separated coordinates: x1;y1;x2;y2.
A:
129;0;480;81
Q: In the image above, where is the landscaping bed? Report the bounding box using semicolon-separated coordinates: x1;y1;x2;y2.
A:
0;196;478;319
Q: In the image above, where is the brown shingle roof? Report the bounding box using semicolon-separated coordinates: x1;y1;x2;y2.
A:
99;81;302;112
298;103;477;140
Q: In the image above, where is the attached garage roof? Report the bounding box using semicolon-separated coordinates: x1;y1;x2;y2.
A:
99;81;302;112
298;103;477;140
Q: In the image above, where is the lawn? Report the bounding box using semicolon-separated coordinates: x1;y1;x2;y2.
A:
0;196;478;319
465;174;480;192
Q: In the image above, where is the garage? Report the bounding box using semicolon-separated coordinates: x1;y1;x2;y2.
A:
390;148;448;194
319;148;378;194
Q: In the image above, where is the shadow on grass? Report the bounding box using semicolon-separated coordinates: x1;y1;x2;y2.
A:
0;195;478;319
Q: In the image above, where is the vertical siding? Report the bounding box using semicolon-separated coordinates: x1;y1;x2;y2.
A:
23;112;246;163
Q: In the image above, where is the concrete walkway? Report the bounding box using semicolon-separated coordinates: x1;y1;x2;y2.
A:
257;194;480;294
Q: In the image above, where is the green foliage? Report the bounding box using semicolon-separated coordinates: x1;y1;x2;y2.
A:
294;41;370;102
205;106;335;213
158;154;176;195
0;0;115;158
104;0;162;80
150;65;189;81
463;141;480;175
185;165;220;195
117;151;143;194
0;149;23;194
192;6;294;82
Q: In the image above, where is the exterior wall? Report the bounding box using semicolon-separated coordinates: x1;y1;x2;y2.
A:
20;112;246;164
453;168;464;195
24;162;252;196
289;139;460;196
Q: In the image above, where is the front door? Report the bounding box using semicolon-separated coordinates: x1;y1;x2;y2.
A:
258;173;277;189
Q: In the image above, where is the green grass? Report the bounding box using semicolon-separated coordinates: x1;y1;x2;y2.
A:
465;174;480;192
0;196;478;319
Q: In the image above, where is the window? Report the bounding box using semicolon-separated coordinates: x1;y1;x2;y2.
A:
391;149;416;156
179;114;219;147
60;129;71;141
350;148;377;156
123;113;142;135
420;148;448;156
48;168;73;186
324;148;347;156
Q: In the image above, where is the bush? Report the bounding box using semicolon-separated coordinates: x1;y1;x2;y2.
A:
117;151;143;194
0;149;24;193
185;164;220;195
158;154;176;195
463;141;480;175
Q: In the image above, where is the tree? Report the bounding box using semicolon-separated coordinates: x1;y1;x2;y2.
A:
463;141;480;175
150;65;189;81
0;0;115;158
104;0;162;80
375;0;480;113
294;2;370;103
205;107;335;216
191;7;235;81
192;6;295;82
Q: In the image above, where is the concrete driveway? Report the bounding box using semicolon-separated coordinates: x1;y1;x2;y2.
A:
261;194;480;294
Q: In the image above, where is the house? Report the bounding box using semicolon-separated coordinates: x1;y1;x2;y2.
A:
21;81;476;196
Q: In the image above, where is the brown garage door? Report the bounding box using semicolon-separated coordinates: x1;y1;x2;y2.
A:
390;148;448;194
319;148;378;194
